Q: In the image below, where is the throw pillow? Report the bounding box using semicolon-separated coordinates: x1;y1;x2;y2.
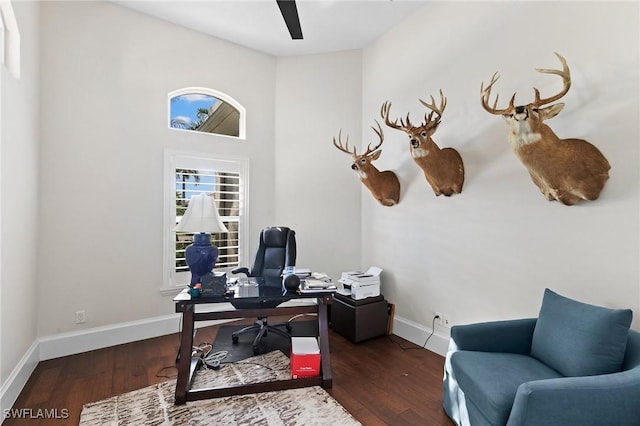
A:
530;288;632;377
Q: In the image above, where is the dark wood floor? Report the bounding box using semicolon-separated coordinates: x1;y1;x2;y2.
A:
6;317;454;425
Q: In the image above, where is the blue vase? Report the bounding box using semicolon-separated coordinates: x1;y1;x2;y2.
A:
184;233;219;285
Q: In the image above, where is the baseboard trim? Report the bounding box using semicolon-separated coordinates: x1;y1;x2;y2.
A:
39;304;240;361
38;313;184;361
0;340;39;423
0;308;240;423
392;315;450;357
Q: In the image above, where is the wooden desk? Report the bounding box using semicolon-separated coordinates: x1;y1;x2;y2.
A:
173;287;333;405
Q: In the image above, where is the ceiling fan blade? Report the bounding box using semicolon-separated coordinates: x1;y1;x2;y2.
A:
276;0;303;40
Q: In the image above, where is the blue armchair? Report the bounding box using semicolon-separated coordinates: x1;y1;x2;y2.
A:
443;289;640;426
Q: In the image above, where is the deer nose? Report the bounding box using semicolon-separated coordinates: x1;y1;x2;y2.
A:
514;105;528;121
351;164;358;170
411;140;420;148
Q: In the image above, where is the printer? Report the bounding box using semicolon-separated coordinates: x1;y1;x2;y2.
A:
339;267;381;300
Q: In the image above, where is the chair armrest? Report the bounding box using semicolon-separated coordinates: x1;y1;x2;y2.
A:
450;318;536;354
231;267;250;276
507;369;640;426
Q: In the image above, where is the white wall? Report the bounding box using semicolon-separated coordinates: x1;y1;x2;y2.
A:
37;1;278;336
0;0;39;384
362;1;640;343
3;2;637;395
274;51;362;280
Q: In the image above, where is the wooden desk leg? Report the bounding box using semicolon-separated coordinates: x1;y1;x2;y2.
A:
317;297;333;388
175;305;194;405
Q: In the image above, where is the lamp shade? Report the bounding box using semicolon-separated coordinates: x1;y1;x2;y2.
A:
175;193;229;234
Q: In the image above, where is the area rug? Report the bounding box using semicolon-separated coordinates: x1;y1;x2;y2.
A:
80;351;360;425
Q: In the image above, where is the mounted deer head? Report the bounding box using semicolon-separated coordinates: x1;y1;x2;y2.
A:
481;52;610;205
332;121;401;207
381;90;464;196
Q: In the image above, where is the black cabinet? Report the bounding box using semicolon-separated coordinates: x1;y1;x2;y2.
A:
331;294;389;343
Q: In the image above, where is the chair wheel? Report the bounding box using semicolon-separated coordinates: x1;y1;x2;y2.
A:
232;335;239;344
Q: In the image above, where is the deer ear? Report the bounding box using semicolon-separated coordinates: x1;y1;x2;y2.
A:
539;103;565;120
370;150;382;161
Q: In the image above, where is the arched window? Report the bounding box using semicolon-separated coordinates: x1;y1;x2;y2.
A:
168;88;246;139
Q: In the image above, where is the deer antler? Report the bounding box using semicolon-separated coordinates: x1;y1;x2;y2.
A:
381;101;413;131
365;120;385;156
481;53;571;115
532;52;571;107
332;130;356;156
333;122;386;158
480;72;516;115
419;89;447;131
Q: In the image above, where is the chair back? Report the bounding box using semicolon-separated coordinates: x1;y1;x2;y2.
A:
248;227;296;285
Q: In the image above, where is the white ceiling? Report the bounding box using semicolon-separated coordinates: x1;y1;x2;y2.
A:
113;0;427;57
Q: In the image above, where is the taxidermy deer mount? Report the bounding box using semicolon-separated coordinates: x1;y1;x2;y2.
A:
332;121;401;207
381;90;465;196
481;52;610;205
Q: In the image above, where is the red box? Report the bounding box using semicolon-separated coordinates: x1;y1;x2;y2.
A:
290;337;321;379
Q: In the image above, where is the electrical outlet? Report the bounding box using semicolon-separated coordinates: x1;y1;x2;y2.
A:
434;311;451;327
434;311;444;326
75;310;86;324
442;314;451;327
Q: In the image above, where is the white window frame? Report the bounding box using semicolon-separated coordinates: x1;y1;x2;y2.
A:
0;7;5;66
0;1;20;79
167;87;246;140
162;149;249;294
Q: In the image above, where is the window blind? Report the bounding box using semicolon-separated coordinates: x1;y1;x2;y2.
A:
174;168;241;271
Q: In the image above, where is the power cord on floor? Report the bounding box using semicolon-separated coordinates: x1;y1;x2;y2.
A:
189;336;283;374
230;360;277;373
422;315;439;348
386;314;439;350
192;343;228;370
287;313;317;323
156;365;178;379
192;343;277;374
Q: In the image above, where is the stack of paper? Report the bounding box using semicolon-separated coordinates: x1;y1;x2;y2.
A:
299;272;336;293
292;268;312;278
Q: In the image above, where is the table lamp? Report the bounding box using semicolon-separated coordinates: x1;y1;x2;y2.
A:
175;193;229;286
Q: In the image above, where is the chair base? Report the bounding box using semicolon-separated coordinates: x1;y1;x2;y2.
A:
232;317;292;354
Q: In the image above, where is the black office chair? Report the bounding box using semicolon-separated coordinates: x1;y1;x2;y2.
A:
231;226;296;353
